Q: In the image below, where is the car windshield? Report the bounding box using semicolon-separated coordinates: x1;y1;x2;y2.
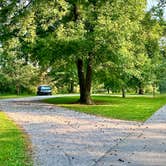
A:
41;86;51;90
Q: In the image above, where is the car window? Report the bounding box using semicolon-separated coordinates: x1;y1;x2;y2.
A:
41;86;51;90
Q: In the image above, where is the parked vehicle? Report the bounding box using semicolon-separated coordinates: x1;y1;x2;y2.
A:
37;85;52;95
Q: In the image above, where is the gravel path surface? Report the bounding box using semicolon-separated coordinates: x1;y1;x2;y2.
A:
0;96;166;166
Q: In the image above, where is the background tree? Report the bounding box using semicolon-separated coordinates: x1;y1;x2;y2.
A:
28;0;146;104
48;60;78;93
0;0;165;99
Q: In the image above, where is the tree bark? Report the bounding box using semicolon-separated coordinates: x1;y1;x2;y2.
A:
76;56;93;104
107;88;110;94
122;88;126;98
138;88;144;95
69;81;74;93
152;83;156;97
138;82;144;95
85;54;93;104
76;58;86;102
74;3;93;104
16;85;20;95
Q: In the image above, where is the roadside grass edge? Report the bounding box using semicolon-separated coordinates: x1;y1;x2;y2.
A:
0;111;33;166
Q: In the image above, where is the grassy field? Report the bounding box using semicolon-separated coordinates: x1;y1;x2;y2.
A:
0;112;32;166
0;94;34;99
43;95;166;122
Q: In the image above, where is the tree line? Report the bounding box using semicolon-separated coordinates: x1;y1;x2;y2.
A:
0;0;166;103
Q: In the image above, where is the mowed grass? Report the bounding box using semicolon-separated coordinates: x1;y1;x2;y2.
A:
43;95;166;122
0;112;32;166
0;94;34;99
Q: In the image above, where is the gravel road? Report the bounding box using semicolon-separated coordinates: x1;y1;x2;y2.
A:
0;95;166;166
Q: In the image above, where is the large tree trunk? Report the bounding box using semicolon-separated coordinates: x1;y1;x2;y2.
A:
76;58;86;102
85;54;93;104
74;4;93;104
76;56;93;104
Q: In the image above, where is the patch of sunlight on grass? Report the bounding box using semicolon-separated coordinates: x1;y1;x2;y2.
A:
43;95;166;122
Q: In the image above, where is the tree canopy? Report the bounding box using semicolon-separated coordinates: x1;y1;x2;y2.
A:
0;0;166;101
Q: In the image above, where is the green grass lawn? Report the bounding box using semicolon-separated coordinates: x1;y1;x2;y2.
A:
0;112;32;166
43;95;166;122
0;94;34;99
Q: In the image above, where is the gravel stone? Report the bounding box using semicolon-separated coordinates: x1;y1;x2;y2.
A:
0;96;166;166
